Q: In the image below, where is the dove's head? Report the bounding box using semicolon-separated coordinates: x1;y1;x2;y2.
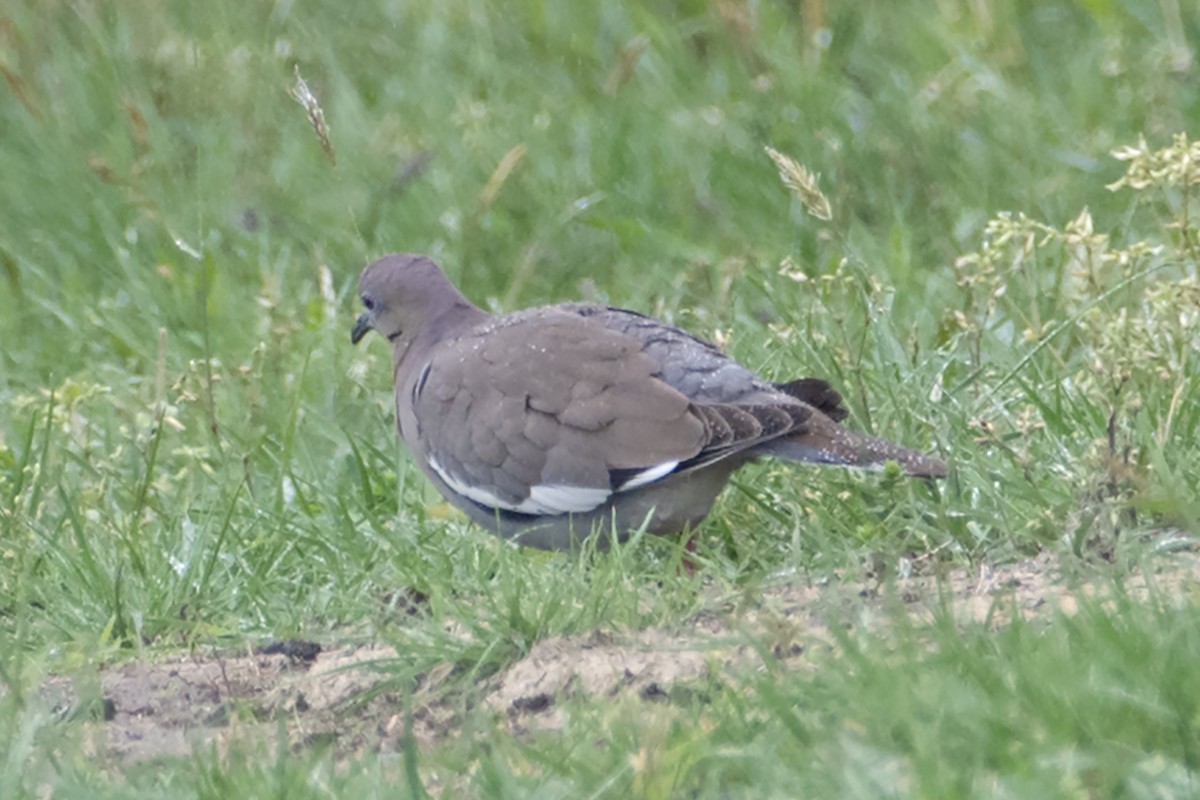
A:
351;253;481;347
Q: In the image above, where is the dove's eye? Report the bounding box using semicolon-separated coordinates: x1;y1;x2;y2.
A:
361;294;376;311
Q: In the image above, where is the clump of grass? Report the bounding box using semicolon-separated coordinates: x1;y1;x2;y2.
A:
751;132;1198;563
946;135;1200;555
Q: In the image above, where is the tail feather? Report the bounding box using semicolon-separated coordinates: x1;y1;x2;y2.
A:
759;418;947;478
774;378;849;422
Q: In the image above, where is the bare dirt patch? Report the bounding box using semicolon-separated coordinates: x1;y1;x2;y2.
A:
39;549;1200;764
40;643;409;764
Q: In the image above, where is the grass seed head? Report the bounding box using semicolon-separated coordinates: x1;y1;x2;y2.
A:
764;145;833;221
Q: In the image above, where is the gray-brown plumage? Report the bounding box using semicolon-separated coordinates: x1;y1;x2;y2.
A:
352;253;945;550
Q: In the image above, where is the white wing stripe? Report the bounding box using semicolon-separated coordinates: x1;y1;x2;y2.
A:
515;484;611;515
614;460;680;491
429;456;611;516
429;456;520;513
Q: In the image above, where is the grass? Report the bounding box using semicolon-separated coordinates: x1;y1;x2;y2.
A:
1;0;1199;797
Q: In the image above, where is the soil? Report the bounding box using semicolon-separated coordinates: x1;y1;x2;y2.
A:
36;547;1200;765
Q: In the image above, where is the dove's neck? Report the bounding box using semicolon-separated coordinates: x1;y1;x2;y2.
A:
427;297;488;342
392;298;488;375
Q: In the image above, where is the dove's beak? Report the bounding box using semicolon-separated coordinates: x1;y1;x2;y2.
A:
350;312;373;345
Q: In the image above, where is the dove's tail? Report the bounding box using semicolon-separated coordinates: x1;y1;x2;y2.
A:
759;416;947;479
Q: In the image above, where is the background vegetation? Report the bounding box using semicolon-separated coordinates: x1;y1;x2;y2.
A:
1;0;1198;796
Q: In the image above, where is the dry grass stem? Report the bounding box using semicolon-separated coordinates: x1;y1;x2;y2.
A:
604;34;650;96
480;144;527;211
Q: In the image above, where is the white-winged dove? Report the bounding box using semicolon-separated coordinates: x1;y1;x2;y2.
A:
352;253;945;550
